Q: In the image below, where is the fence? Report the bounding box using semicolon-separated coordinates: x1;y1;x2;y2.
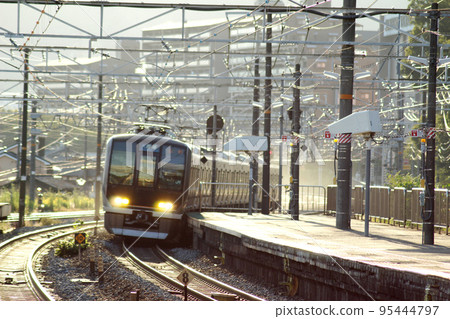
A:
273;185;327;214
326;185;449;234
197;182;326;214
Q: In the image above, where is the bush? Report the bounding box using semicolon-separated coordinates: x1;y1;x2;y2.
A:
0;187;95;213
54;235;90;258
385;172;420;190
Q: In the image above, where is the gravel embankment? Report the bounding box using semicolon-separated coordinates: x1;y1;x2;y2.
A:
39;229;296;301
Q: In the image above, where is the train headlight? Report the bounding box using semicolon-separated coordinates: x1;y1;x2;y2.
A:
156;201;174;211
112;196;130;207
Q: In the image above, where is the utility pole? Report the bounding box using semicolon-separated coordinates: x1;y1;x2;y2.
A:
262;12;272;215
94;74;103;234
336;0;356;230
18;48;30;228
291;64;301;220
279;77;284;214
211;104;218;207
423;2;439;245
29;101;37;206
251;58;260;210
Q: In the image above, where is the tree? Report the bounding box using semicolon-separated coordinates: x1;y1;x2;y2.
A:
400;1;450;189
404;113;450;188
403;0;450;79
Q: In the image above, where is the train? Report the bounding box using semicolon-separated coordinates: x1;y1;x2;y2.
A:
102;125;279;243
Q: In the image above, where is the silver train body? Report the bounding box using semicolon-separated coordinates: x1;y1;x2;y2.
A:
103;133;278;243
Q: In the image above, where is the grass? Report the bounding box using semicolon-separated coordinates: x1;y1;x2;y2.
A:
0;187;95;214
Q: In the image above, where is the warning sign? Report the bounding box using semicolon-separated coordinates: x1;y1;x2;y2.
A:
74;233;86;245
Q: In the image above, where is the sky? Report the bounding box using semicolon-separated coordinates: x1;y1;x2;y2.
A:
1;0;412;95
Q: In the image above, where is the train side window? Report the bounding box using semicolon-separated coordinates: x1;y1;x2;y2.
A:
109;141;135;185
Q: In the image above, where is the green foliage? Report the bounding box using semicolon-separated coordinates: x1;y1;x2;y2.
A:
403;113;450;188
54;237;90;258
41;190;94;212
0;187;95;213
403;0;450;79
385;172;421;189
0;187;31;213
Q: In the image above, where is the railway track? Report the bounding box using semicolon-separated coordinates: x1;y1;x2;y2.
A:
123;243;264;301
0;222;97;301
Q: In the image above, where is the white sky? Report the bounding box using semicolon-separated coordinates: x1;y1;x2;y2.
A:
0;0;412;95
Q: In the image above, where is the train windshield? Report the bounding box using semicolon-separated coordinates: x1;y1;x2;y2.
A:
137;144;159;187
108;141;135;185
108;140;185;191
158;145;185;191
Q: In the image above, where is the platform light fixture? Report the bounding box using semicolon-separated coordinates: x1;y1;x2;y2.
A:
323;71;339;80
354;71;371;80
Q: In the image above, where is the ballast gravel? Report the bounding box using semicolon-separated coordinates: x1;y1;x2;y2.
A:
40;229;296;301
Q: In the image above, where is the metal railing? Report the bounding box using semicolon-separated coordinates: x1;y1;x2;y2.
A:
326;185;449;234
196;182;326;214
198;182;250;213
272;184;327;214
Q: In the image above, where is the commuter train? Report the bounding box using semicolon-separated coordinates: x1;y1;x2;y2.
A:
102;125;279;243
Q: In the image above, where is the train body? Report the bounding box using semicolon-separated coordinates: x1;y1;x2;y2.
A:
102;130;278;243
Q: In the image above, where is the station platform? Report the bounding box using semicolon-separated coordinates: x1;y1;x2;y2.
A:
187;211;450;300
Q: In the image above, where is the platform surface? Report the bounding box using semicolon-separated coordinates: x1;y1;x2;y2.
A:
188;212;450;280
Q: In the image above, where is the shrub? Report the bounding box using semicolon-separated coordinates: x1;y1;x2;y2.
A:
385;172;420;190
54;235;90;258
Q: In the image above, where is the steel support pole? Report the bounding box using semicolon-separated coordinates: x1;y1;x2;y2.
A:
29;101;37;206
211;104;217;208
18;48;30;228
423;3;439;245
291;64;301;220
251;58;260;211
94;74;103;234
364;139;371;237
279;79;284;214
336;0;356;230
262;13;272;215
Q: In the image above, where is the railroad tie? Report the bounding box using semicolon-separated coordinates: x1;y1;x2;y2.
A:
97;256;104;283
89;247;96;275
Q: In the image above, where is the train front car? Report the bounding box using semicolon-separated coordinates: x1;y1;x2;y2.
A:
103;133;190;243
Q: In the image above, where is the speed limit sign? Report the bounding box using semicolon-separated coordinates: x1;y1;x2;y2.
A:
177;269;193;286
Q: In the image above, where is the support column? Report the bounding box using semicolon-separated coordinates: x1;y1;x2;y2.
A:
336;0;356;230
423;3;439;245
262;12;272;215
18;48;30;228
291;64;301;220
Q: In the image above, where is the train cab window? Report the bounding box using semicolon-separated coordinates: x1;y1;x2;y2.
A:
137;144;159;187
109;141;135;185
158;145;186;191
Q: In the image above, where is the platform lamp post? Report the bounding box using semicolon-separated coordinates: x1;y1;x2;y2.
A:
328;111;382;238
362;133;374;237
